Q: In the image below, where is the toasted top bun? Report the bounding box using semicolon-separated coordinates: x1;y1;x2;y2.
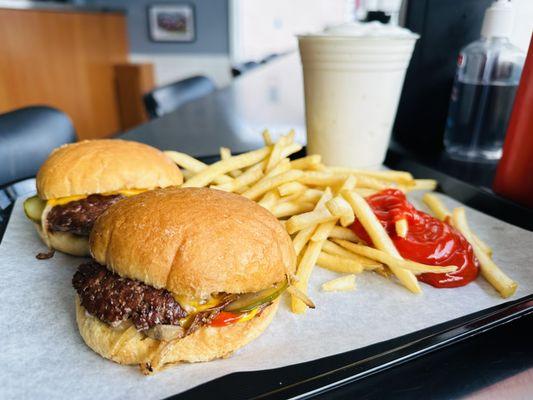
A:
36;139;182;199
90;187;296;298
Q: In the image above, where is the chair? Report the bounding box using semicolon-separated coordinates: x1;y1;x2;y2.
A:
0;106;76;186
143;76;216;119
231;61;260;78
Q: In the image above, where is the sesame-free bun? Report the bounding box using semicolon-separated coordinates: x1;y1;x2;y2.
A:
36;139;182;200
37;205;90;256
36;225;90;256
90;187;296;298
76;296;279;370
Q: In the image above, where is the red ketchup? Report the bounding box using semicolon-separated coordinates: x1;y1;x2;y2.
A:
351;189;479;288
209;311;241;327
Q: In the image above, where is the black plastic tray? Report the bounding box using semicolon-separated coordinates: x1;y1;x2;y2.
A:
1;157;532;400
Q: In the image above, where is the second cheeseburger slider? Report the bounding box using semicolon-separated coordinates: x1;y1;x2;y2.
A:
23;139;182;256
72;187;297;374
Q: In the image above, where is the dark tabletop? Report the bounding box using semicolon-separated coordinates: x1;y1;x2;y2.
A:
121;52;307;157
119;53;533;399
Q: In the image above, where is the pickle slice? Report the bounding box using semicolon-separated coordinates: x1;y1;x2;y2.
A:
23;195;46;223
225;280;288;313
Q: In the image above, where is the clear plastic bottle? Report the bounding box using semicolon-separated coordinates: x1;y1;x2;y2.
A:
443;0;525;161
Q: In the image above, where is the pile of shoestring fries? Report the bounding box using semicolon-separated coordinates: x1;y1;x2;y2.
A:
164;130;518;314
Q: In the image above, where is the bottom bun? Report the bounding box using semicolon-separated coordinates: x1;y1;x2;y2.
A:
75;295;279;372
35;223;90;257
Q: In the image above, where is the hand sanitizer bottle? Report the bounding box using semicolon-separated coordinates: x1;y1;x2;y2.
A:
443;0;525;161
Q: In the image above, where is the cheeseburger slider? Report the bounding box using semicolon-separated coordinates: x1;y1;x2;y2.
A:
24;140;182;256
72;187;296;374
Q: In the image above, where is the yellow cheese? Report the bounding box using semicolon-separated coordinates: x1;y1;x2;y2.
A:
238;307;259;323
175;295;222;313
47;189;147;207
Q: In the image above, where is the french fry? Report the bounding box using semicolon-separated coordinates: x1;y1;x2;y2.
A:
395;219;408;238
409;179;438;191
262;129;273;146
423;193;493;256
210;164;264;192
164;151;233;185
311;220;337;242
265;136;288;173
291;240;323;313
471;234;493;258
290;188;339;313
326;196;355;227
292;226;316;256
333;239;458;275
289;155;322;170
322;240;382;269
422;192;450;221
279;143;303;159
342;190;422;293
164;150;211;173
355;176;389;191
181;169;195;180
271;201;315;218
285;188;334;234
286;285;315;309
297;189;324;204
294;187;333;246
328;225;362;243
326;166;414;184
338;175;357;192
451;208;517;298
286;208;336;235
220;147;242;177
264;158;291;178
317;252;363;274
182;147;270;188
321;275;356;292
258;190;280;210
285;129;295;144
219;147;231;160
278;181;307;197
242;169;303;201
299;171;346;187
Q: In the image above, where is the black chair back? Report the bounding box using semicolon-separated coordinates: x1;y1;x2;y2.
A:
231;61;261;77
143;76;216;119
0;106;76;186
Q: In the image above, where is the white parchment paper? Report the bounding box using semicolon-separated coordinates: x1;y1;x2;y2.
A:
1;193;532;399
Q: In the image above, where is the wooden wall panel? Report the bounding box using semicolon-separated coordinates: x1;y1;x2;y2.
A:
0;9;128;139
115;63;155;130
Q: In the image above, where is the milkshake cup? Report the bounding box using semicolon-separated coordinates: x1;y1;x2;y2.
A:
298;22;419;168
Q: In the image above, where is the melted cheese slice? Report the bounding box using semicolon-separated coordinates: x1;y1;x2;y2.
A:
47;189;147;207
175;295;222;313
175;295;261;326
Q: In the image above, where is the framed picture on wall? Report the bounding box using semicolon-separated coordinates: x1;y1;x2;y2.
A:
148;4;195;42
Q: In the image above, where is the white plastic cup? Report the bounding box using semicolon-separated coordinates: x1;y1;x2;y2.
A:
298;30;418;168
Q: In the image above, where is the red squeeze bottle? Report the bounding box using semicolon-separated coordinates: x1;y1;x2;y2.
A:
493;35;533;208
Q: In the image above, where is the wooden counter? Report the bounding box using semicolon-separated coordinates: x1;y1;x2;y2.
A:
0;7;128;139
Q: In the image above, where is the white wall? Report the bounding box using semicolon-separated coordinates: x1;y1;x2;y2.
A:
230;0;350;63
129;53;232;88
511;0;533;52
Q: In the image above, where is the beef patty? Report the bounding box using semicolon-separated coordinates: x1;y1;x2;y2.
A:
73;262;265;336
73;261;188;331
47;194;124;236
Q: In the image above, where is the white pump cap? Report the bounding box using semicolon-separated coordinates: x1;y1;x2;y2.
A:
481;0;514;38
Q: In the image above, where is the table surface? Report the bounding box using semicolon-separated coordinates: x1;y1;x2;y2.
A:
120;53;533;399
122;53;307;157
